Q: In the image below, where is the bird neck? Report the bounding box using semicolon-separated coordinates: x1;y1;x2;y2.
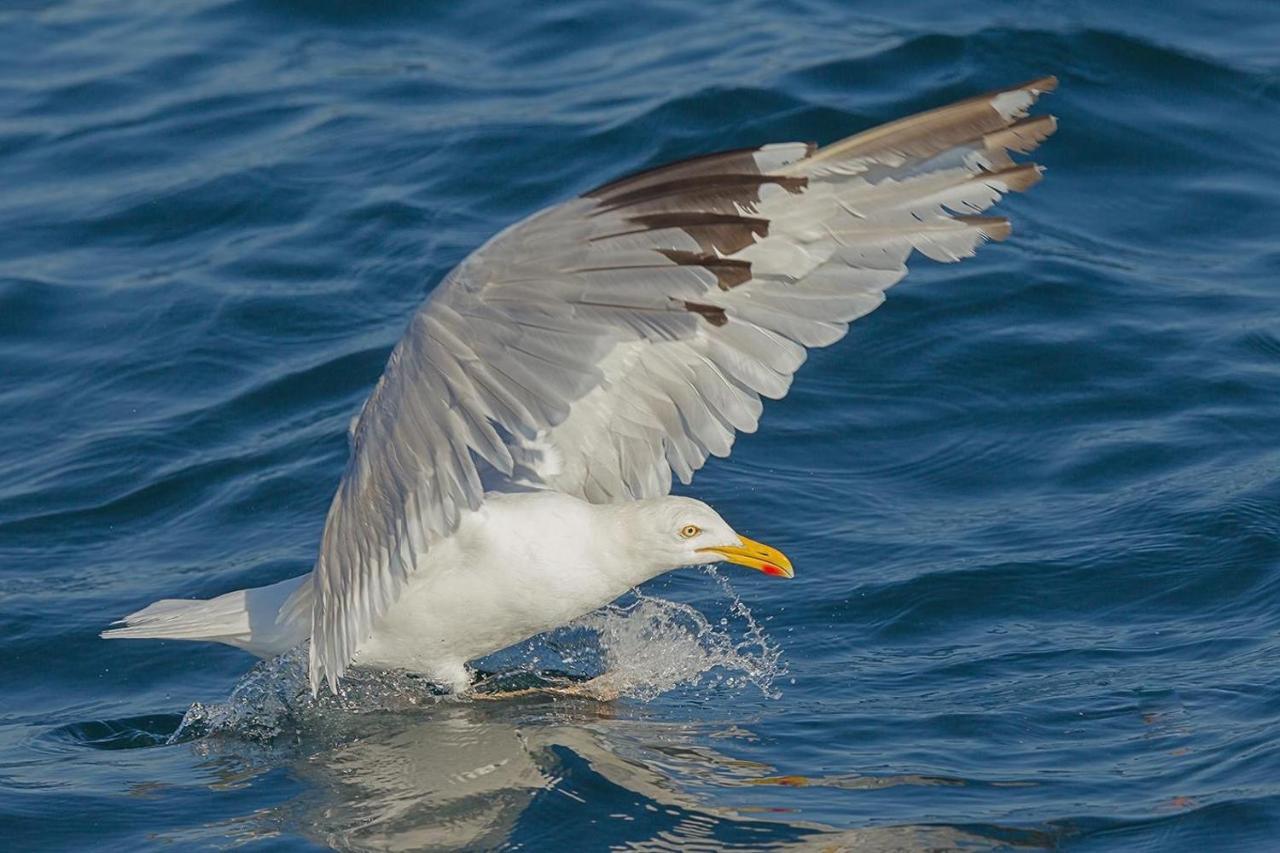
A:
589;501;673;589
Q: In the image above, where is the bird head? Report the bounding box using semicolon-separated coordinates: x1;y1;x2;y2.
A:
648;496;793;579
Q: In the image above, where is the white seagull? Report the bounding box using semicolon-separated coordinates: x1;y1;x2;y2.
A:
104;78;1058;696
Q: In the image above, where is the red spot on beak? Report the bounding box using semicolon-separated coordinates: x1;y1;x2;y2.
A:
762;564;786;576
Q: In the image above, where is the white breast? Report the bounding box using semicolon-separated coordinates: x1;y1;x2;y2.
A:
350;491;641;689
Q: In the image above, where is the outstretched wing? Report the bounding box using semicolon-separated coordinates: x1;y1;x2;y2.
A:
310;77;1059;692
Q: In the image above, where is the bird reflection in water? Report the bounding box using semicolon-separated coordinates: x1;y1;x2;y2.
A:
185;695;1055;851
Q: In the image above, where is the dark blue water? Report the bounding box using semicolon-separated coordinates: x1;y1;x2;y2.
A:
4;1;1280;849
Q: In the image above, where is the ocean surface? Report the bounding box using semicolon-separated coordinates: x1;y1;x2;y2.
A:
3;1;1279;850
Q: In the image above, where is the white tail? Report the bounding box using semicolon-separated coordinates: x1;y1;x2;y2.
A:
102;575;312;659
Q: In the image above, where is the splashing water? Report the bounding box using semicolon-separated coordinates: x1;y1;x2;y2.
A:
169;649;451;744
171;578;783;742
576;573;784;702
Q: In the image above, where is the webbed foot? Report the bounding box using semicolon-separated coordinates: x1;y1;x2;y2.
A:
469;672;620;702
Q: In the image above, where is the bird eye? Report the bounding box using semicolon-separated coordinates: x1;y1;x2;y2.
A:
680;524;701;539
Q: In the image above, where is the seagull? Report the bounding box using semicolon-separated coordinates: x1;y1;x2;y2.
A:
104;77;1058;697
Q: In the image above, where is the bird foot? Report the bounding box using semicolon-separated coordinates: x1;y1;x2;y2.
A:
469;672;621;702
545;673;621;702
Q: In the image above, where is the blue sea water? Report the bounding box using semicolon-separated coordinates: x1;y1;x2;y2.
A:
3;0;1280;849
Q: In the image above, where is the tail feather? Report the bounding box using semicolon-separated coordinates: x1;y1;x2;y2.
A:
102;575;311;658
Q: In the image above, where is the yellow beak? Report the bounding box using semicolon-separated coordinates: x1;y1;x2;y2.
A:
698;535;794;578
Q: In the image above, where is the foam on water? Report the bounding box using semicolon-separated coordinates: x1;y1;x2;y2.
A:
171;574;782;742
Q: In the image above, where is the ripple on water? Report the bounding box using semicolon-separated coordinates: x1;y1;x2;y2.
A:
6;2;1280;849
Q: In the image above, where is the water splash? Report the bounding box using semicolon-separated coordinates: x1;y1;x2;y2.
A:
169;649;449;744
170;581;782;742
575;576;784;702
